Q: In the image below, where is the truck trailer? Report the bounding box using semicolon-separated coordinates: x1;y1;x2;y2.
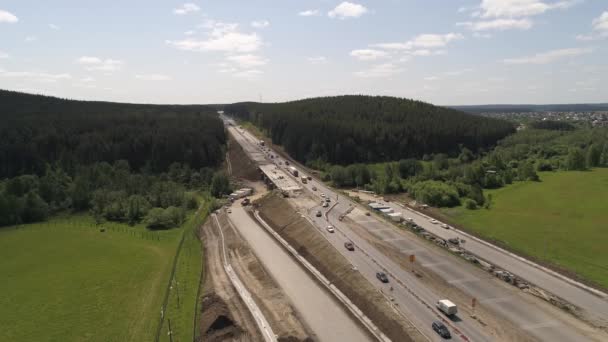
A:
436;299;458;316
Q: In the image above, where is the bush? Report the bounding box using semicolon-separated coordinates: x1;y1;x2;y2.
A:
464;198;478;210
410;180;460;207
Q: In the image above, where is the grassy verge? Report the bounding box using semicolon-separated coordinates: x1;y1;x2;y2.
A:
158;195;214;342
442;169;608;289
0;214;182;342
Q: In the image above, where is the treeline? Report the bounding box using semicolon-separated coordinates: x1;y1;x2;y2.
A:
528;120;575;131
0;161;232;228
0;89;231;228
0;89;226;178
327;126;608;208
225;95;515;165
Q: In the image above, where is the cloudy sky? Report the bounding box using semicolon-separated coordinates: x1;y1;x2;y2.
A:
0;0;606;105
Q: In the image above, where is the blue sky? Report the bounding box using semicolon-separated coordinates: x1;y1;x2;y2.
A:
0;1;606;105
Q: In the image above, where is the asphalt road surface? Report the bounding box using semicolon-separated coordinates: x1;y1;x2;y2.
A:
227;205;373;342
223;115;603;342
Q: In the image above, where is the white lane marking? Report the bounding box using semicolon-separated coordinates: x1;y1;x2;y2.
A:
421;261;448;268
383;237;407;242
448;277;479;285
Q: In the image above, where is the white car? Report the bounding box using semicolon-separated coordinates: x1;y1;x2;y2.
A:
430;219;438;224
320;193;326;198
326;226;335;233
322;202;329;208
441;223;449;229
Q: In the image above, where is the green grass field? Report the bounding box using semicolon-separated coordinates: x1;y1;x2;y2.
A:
0;211;205;342
442;169;608;289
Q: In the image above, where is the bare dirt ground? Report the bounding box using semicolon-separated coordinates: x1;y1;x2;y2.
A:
200;212;314;342
200;217;262;342
256;191;426;342
227;134;261;181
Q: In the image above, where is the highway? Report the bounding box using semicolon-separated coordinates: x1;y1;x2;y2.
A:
223;116;605;342
226;205;373;342
368;197;608;322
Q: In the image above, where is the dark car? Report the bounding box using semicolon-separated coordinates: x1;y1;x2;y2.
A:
376;272;389;283
315;210;322;217
344;241;355;251
432;321;451;339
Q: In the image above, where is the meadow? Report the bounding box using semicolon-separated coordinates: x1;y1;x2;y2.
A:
442;169;608;289
0;210;205;342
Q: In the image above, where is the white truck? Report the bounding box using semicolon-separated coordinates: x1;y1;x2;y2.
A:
436;299;458;316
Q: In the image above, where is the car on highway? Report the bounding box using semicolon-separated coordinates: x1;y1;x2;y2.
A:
316;210;322;217
312;186;317;191
322;202;329;208
365;212;371;216
226;208;232;214
376;272;389;283
325;198;331;202
430;219;438;224
344;241;355;251
285;161;289;165
432;321;451;339
441;223;449;229
320;193;326;198
307;176;312;180
326;225;335;233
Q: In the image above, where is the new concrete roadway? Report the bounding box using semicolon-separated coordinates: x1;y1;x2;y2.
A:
226;205;373;342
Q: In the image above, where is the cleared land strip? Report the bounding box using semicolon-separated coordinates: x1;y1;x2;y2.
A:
212;214;277;342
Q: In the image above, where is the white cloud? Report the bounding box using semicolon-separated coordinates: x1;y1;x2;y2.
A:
0;9;18;23
503;47;592;64
226;54;268;68
478;0;580;19
233;69;263;79
307;56;327;64
0;51;8;59
184;30;195;35
458;18;533;31
25;35;37;42
251;20;270;29
328;2;368;19
374;33;463;50
424;76;440;81
173;3;200;15
81;76;95;82
49;24;60;30
0;70;72;82
299;9;320;17
167;21;262;53
354;63;404;78
593;11;608;31
350;49;388;61
458;7;469;13
410;49;446;56
575;11;608;41
135;74;172;81
76;56;124;72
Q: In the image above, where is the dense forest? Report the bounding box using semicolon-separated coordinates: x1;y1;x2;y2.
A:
0;89;226;178
225;95;515;165
0;90;230;228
